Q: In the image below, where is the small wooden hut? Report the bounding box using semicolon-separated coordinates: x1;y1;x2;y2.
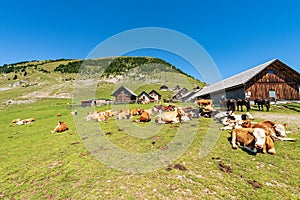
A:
111;86;137;104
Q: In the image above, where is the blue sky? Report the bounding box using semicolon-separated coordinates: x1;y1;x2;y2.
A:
1;0;300;82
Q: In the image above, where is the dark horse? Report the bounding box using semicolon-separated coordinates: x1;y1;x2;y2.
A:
236;99;251;112
226;99;237;111
220;98;235;111
254;99;270;111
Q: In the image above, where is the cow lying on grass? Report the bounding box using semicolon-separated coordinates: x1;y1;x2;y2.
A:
86;110;115;122
12;118;35;125
155;107;185;124
242;120;295;141
217;112;254;130
231;127;276;154
133;110;151;122
51;121;69;133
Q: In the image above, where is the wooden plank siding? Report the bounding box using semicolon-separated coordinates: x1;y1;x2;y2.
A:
245;64;300;100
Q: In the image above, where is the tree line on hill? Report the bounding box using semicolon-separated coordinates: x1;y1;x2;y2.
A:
53;57;194;79
0;58;71;74
0;57;195;80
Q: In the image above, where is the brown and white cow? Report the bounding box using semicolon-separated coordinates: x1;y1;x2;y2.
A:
253;121;286;139
244;120;295;141
155;107;185;124
13;118;35;125
231;127;276;154
51;121;69;133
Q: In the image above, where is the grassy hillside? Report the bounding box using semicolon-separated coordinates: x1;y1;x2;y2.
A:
0;57;205;103
2;57;299;199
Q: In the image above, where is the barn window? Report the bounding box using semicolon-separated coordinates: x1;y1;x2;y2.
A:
268;69;274;74
269;90;276;101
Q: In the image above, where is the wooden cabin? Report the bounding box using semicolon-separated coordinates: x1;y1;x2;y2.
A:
111;86;137;104
149;90;161;102
81;100;94;107
194;59;300;103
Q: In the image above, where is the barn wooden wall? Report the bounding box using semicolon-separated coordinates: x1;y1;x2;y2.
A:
115;93;131;102
245;64;300;100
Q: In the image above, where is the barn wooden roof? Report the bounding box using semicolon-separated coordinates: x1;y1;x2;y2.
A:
111;85;137;97
193;58;299;97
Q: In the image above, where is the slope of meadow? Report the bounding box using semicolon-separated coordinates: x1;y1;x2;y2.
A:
0;58;299;199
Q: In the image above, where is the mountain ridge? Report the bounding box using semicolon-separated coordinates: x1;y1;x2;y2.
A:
0;56;206;103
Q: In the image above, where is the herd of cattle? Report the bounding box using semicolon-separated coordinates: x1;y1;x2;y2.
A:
11;98;296;155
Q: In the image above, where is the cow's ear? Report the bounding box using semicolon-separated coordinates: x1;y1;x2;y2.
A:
283;123;287;127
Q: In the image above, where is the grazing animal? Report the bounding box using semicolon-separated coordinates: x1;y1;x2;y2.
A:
214;111;231;122
241;120;295;142
143;108;153;116
134;110;151;122
195;99;213;107
11;118;21;123
219;112;254;130
130;108;141;116
116;111;131;120
70;110;77;115
96;112;108;122
86;111;98;121
236;99;251;112
184;108;201;118
12;118;35;125
162;105;176;111
51;121;69;133
254;99;270;111
253;120;287;139
231;128;275;154
155;107;185;124
226;99;237;111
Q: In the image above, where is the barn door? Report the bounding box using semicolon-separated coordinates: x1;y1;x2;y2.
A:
269;90;276;102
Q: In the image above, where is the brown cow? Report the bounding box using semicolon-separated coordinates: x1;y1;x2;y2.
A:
51;121;69;133
130;108;141;116
195;99;213;107
231;127;275;154
243;120;294;141
134;110;151;122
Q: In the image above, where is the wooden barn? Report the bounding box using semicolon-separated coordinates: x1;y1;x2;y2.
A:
194;59;300;103
137;91;154;104
149;89;161;102
111;85;137;104
81;100;94;107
